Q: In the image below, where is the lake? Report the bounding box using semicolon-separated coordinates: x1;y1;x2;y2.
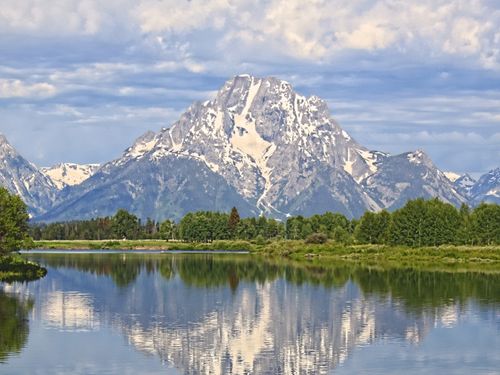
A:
1;252;499;374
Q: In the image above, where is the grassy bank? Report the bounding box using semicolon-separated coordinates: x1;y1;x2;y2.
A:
31;239;500;272
0;255;48;282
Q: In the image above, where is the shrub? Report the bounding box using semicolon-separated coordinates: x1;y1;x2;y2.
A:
305;232;328;244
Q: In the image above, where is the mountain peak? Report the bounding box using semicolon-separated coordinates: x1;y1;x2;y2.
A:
0;133;57;215
0;133;17;157
406;149;434;167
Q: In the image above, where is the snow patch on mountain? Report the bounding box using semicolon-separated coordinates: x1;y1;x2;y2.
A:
444;171;461;182
41;163;100;189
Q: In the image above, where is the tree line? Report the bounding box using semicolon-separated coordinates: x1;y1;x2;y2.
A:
28;199;500;246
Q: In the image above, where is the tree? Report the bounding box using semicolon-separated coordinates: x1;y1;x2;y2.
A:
389;198;461;247
111;209;140;240
354;210;391;244
227;207;240;236
332;226;351;244
159;220;174;241
470;203;500;245
0;188;31;255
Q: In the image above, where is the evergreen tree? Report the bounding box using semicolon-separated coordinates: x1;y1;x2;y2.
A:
227;207;240;237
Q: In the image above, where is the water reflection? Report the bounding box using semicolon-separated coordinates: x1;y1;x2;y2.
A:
0;290;33;363
3;254;500;374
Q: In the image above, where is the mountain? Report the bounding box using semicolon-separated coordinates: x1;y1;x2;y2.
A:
41;163;100;190
470;168;500;205
452;173;477;198
0;134;57;216
362;150;466;210
37;75;469;222
38;151;258;222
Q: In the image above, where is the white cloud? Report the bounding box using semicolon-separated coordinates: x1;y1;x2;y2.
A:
0;79;57;98
134;0;500;68
136;0;231;33
0;1;499;68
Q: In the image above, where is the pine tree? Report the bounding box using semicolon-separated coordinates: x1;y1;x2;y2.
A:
227;207;240;237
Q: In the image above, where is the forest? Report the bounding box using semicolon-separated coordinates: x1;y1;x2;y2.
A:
29;198;500;247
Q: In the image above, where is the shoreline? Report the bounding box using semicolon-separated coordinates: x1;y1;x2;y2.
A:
0;255;47;283
29;240;500;273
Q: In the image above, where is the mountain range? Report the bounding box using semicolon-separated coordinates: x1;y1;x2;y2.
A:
0;75;498;221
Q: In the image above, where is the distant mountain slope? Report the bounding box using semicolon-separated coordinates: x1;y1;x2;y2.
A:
41;163;100;189
470;168;500;205
0;134;57;216
362;150;466;210
37;148;257;222
452;174;477;198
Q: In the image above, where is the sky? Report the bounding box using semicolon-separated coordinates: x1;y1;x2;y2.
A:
0;0;499;177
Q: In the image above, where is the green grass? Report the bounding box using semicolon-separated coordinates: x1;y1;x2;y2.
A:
31;239;500;272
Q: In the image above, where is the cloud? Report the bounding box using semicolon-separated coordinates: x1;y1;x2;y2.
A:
2;1;499;69
132;0;500;69
0;79;57;98
136;0;230;33
0;0;131;36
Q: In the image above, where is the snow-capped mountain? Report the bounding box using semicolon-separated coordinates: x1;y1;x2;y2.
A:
41;163;100;190
37;75;472;222
0;134;57;216
362;150;466;210
470;168;500;205
452;173;477;198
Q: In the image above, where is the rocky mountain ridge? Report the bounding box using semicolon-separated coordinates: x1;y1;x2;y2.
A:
0;134;57;216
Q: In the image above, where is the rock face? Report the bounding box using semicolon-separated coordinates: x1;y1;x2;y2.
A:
41;163;100;190
470;168;500;205
0;134;57;216
1;75;495;222
452;174;477;198
362;150;466;210
38;154;257;222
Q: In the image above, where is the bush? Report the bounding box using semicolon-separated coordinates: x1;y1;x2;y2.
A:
305;233;328;244
253;235;267;246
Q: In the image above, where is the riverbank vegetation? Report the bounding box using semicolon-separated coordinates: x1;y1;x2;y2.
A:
0;187;47;282
30;199;499;247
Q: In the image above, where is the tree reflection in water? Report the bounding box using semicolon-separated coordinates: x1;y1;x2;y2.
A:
0;290;33;363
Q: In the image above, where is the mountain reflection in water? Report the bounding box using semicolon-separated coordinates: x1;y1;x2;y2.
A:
1;253;499;374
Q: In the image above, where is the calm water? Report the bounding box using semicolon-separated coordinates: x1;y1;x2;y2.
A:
1;252;499;375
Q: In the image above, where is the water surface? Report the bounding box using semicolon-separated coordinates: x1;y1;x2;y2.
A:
1;252;499;374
